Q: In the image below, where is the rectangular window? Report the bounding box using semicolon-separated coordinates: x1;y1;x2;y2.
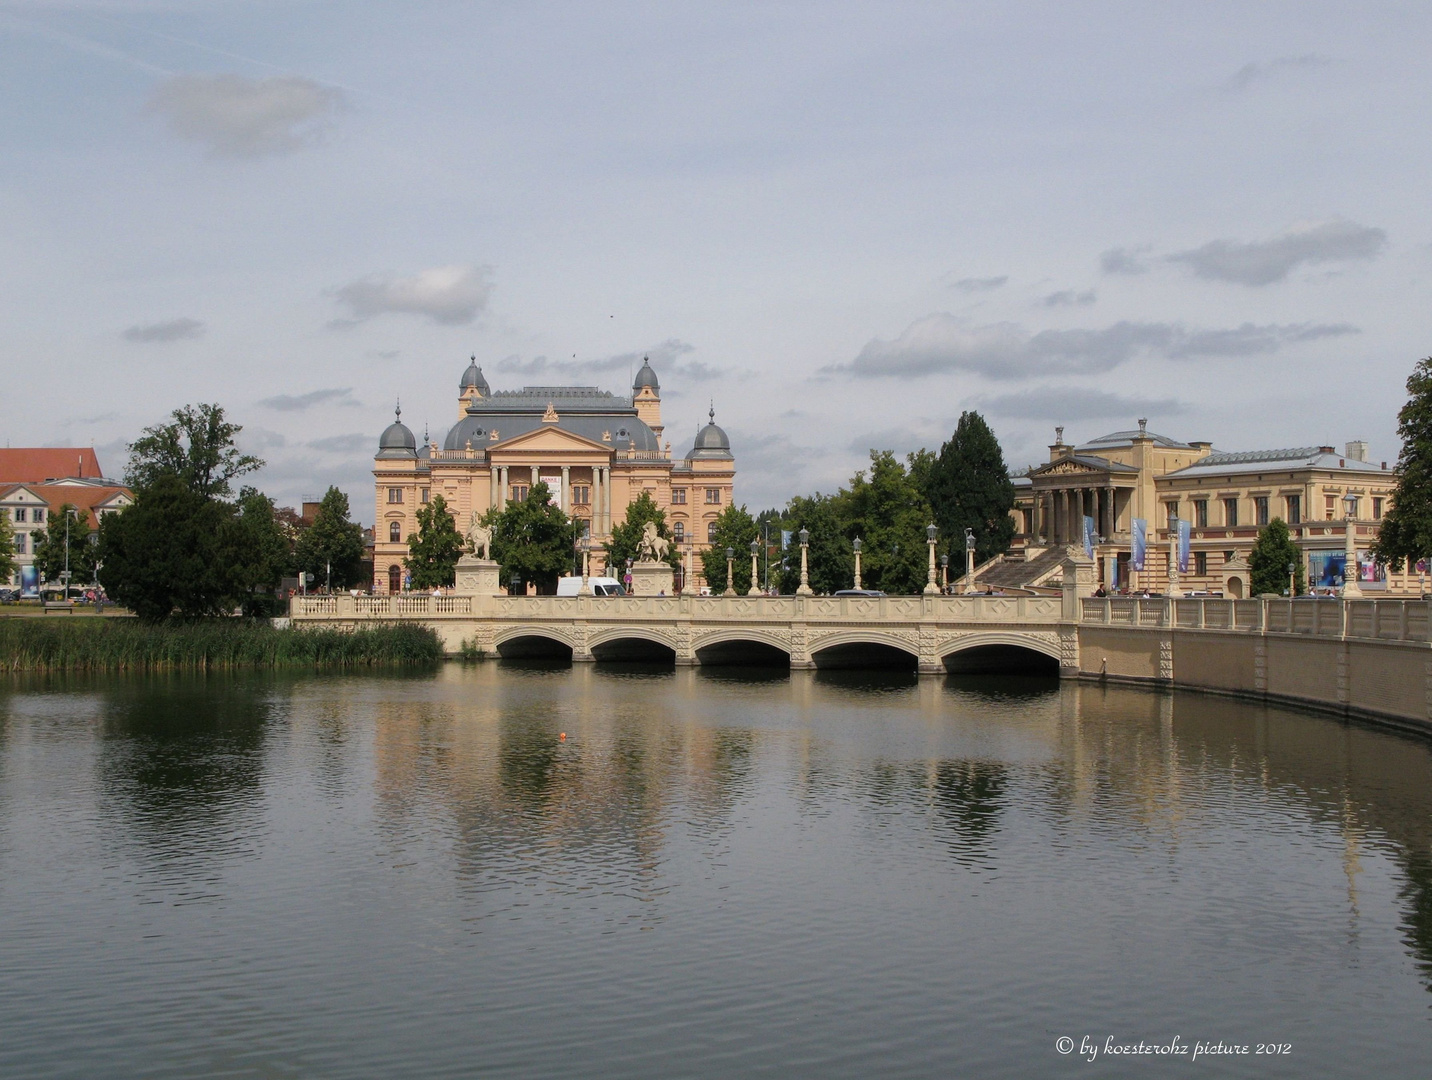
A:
33;509;43;523
671;488;687;505
1224;550;1235;563
1165;502;1179;528
16;533;26;554
1373;496;1383;520
1286;494;1301;524
707;521;718;542
1194;500;1207;528
572;485;590;505
1325;495;1337;520
1194;551;1207;576
388;487;403;504
12;508;25;523
1255;496;1269;526
578;518;590;537
673;521;685;542
705;488;721;505
1223;498;1238;527
512;485;528;503
420;487;430;504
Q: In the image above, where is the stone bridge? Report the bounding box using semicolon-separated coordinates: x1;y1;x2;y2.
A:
289;592;1072;674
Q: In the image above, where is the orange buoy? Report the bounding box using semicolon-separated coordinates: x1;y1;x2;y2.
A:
559;733;567;741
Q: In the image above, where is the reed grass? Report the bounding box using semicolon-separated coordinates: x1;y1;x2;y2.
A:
0;619;443;672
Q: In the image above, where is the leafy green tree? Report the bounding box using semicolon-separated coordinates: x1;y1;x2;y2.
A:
233;487;294;614
125;403;262;499
1249;518;1305;596
405;493;466;589
605;491;680;571
778;493;855;595
97;474;246;621
1373;357;1432;571
296;486;365;589
0;510;16;586
483;482;578;593
33;505;98;587
700;504;760;593
923;411;1016;564
842;450;935;594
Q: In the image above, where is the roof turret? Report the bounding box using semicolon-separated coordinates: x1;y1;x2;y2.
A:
633;358;659;393
378;403;417;458
688;404;732;460
460;356;490;395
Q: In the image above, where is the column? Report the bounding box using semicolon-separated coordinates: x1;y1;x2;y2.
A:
561;465;570;512
1105;486;1115;537
499;466;508;503
530;464;540;486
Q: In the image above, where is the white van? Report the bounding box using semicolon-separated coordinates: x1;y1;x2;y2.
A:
556;576;627;597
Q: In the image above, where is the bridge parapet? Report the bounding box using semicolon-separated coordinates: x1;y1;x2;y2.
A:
1081;596;1432;643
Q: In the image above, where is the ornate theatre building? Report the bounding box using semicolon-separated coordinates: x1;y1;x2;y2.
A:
373;358;735;593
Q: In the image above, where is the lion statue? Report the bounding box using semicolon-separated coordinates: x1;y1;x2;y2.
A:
464;514;493;561
636;520;670;562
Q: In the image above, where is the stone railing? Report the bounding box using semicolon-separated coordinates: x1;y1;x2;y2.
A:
1081;596;1431;643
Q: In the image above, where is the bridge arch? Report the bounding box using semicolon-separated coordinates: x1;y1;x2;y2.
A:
494;626;574;660
587;626;678;663
693;627;791;667
939;632;1060;675
809;630;920;671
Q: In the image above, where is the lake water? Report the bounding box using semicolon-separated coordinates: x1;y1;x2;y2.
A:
1;663;1429;1078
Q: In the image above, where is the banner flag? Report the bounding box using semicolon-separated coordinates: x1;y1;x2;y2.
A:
1132;518;1147;571
781;530;792;551
1082;515;1096;559
1177;519;1191;574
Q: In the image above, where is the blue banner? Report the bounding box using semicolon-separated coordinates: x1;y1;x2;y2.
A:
1131;518;1147;572
1082;515;1095;559
1177;519;1191;574
781;530;792;551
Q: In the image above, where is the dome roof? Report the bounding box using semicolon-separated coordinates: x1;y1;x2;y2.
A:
633;358;659;392
378;405;417;458
688;405;732;460
460;356;490;394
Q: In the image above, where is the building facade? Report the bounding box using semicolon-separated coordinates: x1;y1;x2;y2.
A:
1008;423;1411;596
372;358;736;593
0;449;132;589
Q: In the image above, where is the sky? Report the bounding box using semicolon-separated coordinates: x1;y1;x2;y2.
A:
4;1;1431;523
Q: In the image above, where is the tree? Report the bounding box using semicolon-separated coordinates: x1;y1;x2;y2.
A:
0;510;15;586
484;482;579;593
699;504;760;594
605;491;680;572
32;505;98;587
842;450;935;594
125;403;262;499
405;494;466;589
1373;357;1432;571
295;486;365;589
1249;518;1305;596
778;493;854;596
233;487;293;614
923;411;1016;565
97;474;246;621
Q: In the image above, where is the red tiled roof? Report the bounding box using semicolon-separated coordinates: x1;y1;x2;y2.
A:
12;482;134;522
0;448;104;484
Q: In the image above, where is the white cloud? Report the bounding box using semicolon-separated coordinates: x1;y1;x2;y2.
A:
1100;246;1150;275
332;265;493;326
122;317;204;342
495;339;721;383
258;387;360;411
1040;289;1096;308
831;314;1358;380
1168;219;1386;285
308;433;372;453
978;387;1185;421
146;74;344;157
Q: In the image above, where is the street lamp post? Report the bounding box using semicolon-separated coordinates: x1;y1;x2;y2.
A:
1167;516;1180;598
62;507;74;599
853;537;862;589
748;540;761;596
1343;493;1363;598
326;560;332;594
940;554;949;593
797;528;813;595
1287;560;1296;597
724;547;736;596
964;528;977;594
580;537;592;595
924;524;939;594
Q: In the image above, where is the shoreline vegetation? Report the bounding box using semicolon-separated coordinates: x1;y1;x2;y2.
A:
0;619;442;672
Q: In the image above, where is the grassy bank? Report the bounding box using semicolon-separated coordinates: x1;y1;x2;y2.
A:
0;618;443;672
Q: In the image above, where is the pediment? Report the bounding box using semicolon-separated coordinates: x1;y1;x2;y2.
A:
1034;459;1102;477
492;426;609;454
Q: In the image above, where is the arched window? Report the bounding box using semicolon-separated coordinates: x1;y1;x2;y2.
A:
389;521;401;542
388;565;402;593
673;521;685;542
707;521;718;542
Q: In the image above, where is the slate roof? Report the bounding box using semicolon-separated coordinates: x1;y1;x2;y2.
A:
1166;447;1389;478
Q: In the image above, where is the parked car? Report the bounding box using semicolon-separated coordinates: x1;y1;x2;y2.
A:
556;576;627;597
833;589;886;597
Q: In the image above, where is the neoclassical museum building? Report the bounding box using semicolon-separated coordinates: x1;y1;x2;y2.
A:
993;422;1414;596
372;358;735;593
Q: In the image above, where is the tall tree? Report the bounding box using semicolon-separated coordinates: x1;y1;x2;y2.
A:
924;411;1016;564
295;486;365;589
482;482;578;593
605;491;680;572
125;403;262;499
233;487;293;614
778;493;855;596
843;450;935;594
1373;357;1432;571
32;505;98;587
1249;518;1305;596
699;504;760;593
97;474;245;621
405;494;466;589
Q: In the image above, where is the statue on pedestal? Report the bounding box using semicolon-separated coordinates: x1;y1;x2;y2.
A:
637;521;670;563
464;514;493;561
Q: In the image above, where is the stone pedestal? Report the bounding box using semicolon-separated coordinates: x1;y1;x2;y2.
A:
455;556;502;595
629;560;674;596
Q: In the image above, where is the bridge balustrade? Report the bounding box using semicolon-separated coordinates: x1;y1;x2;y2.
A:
1082;596;1432;643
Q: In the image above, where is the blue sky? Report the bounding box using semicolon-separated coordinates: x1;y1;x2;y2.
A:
4;2;1430;521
